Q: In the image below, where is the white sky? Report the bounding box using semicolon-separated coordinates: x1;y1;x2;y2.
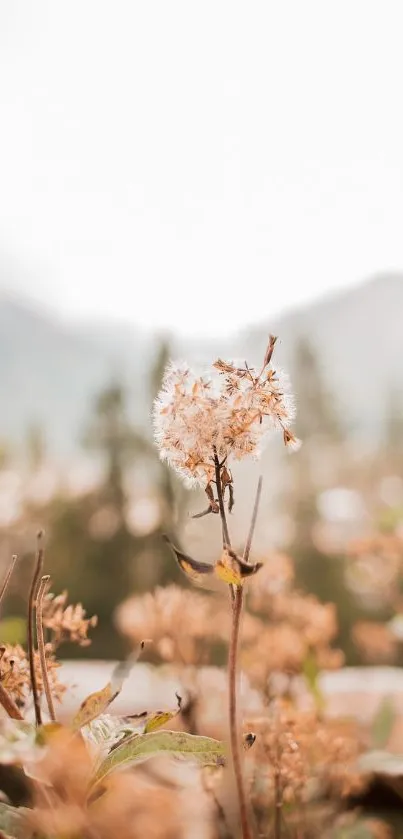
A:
0;1;402;336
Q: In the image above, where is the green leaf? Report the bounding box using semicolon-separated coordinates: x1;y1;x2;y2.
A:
90;730;225;790
0;803;32;839
371;697;396;749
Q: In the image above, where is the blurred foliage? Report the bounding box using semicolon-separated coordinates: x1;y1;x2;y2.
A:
0;617;26;645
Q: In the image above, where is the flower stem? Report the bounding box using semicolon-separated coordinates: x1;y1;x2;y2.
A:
28;531;44;726
36;575;56;722
227;477;263;839
228;585;252;839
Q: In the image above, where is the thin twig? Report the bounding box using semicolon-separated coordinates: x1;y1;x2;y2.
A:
36;575;56;722
0;682;24;720
274;715;282;839
227;477;263;839
243;476;263;563
28;531;44;726
0;555;18;612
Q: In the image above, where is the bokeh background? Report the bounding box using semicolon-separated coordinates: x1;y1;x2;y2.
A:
1;1;403;673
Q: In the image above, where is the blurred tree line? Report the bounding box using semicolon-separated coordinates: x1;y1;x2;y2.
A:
2;336;403;664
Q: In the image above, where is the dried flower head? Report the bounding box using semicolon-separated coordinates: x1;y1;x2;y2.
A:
41;590;98;648
153;344;299;487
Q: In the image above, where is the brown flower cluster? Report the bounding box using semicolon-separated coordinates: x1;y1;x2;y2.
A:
242;556;344;692
348;531;403;663
0;644;65;710
245;703;366;826
42;590;98;647
116;584;227;667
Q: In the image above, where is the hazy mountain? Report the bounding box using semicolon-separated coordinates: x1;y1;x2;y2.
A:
0;274;402;455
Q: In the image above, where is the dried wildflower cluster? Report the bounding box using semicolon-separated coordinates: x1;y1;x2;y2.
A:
116;584;226;666
244;704;366;837
348;531;403;663
153;337;299;489
0;643;65;711
42;590;98;647
243;555;344;691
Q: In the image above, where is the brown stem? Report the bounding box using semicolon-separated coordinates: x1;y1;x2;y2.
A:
227;477;263;839
0;683;24;720
28;531;44;726
228;585;252;839
213;447;231;548
36;575;56;722
274;732;282;839
0;555;18;611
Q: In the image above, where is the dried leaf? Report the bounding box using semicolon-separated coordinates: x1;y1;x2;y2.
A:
163;536;214;585
127;694;182;734
72;644;145;730
263;334;278;367
215;548;263;586
72;683;118;732
191;506;215;520
243;732;256;750
90;731;226;790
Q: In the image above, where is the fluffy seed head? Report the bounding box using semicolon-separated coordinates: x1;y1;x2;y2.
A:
153;349;299;487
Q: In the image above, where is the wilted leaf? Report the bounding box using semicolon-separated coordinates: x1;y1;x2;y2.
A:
0;803;32;839
72;644;145;730
243;732;256;750
72;682;118;731
163;536;214;585
371;697;396;749
129;694;182;734
91;731;226;789
215;548;262;587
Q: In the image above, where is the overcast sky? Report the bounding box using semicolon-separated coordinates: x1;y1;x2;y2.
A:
0;2;402;336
